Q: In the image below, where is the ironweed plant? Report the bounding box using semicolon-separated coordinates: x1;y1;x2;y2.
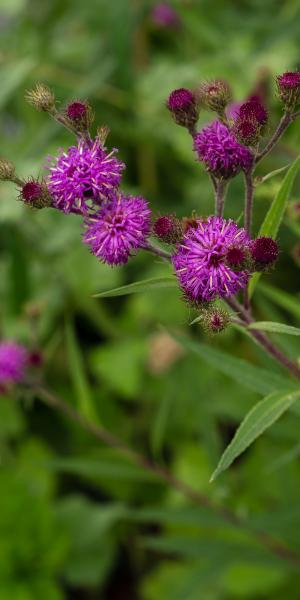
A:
2;72;300;570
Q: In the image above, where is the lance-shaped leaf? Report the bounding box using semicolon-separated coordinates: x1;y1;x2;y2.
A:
210;389;300;481
93;276;176;298
248;322;300;336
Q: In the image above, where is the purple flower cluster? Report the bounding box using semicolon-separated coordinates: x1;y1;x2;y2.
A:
84;194;151;265
0;341;28;390
194;120;253;179
172;216;250;303
47;138;125;214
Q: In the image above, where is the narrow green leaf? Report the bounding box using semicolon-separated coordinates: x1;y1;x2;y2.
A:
211;390;300;481
249;155;300;297
173;334;297;395
65;320;98;422
248;321;300;336
258;283;300;322
93;276;176;298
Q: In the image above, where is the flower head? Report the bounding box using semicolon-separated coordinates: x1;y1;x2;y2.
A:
83;194;151;265
198;79;231;113
277;72;300;107
200;307;230;334
0;341;28;391
251;237;279;267
167;88;198;129
151;3;181;29
194;120;253;179
20;179;52;209
238;99;268;126
66;101;94;129
172;216;250;303
153;215;182;243
47;138;125;214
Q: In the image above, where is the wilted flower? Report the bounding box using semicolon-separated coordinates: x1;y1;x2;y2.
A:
25;83;55;112
0;158;16;181
0;341;28;392
83;194;151;265
47;138;125;214
172;216;250;303
198;80;231;114
194;120;253;179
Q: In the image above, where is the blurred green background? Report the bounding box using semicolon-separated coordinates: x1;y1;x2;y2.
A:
1;0;300;598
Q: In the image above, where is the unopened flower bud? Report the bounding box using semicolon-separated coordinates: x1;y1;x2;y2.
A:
0;158;16;181
276;72;300;109
251;237;279;269
225;246;248;270
153;214;182;243
19;179;53;209
167;88;199;130
198;79;231;114
66;100;94;130
199;307;230;334
25;83;56;112
233;119;262;146
238;99;268;126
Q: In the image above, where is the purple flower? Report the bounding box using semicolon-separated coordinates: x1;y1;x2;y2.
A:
151;3;181;29
277;72;300;90
83;194;151;265
167;88;198;129
194;120;253;179
47;138;125;214
172;216;250;303
251;237;279;266
238;99;268;126
0;341;28;390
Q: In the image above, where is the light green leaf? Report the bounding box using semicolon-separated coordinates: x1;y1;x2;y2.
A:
93;276;176;298
250;155;300;297
210;389;300;481
254;164;290;186
65;320;98;422
173;334;297;395
248;321;300;336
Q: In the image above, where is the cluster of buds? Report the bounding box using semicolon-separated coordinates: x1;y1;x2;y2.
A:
277;72;300;109
233;98;268;146
198;79;231;118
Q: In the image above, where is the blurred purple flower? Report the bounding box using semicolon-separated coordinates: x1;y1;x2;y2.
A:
0;341;28;390
151;3;181;29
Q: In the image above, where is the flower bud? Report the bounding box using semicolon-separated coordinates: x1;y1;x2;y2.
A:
200;307;230;334
153;214;183;243
167;88;199;130
276;72;300;109
233;118;262;146
251;237;279;269
25;83;55;112
19;179;53;209
198;79;231;114
238;99;268;126
0;158;16;181
66;100;94;130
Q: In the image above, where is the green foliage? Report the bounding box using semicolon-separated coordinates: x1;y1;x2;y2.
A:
2;0;300;597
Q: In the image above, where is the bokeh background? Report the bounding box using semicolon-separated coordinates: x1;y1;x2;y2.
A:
1;0;300;598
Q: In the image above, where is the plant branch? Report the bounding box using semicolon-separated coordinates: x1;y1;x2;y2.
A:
255;112;292;166
226;297;300;381
30;382;300;569
215;179;228;216
143;240;172;260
